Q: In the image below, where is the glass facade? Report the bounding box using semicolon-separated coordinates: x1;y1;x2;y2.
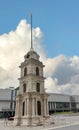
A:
48;102;70;114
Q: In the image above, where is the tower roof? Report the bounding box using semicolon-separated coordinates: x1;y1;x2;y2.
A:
24;49;39;60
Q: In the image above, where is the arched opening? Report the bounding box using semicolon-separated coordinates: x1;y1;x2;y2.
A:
36;67;39;76
24;67;27;76
23;83;26;93
37;101;41;115
36;83;40;92
22;101;25;116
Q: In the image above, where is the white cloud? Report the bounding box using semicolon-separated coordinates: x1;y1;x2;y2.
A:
0;19;45;88
45;55;79;95
0;19;79;95
44;55;67;77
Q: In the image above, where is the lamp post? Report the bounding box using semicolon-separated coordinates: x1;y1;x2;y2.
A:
9;87;14;115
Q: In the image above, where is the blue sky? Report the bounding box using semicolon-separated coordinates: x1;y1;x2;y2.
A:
1;0;79;94
0;0;79;57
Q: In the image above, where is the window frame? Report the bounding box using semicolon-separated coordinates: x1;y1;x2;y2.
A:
36;67;39;76
23;83;27;93
22;101;25;116
36;83;40;92
24;67;27;76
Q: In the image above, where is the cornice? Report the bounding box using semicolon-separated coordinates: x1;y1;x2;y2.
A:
19;58;45;68
18;73;45;81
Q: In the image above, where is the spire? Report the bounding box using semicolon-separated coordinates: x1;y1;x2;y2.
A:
30;12;33;50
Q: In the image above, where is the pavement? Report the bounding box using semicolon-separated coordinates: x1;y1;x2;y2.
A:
0;113;79;130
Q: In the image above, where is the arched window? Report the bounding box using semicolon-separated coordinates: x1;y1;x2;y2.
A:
36;83;40;92
24;67;27;76
22;101;25;116
37;101;41;115
36;67;39;76
23;83;26;93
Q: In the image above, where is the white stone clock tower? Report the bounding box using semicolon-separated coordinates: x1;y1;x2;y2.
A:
14;13;49;126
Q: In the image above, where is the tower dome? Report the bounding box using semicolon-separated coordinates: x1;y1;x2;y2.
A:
24;49;40;60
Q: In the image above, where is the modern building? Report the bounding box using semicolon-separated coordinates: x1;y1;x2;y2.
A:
48;93;71;114
0;88;15;118
48;93;79;114
0;88;79;117
70;95;79;112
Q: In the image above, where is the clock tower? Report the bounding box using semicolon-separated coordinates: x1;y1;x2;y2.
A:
14;14;49;126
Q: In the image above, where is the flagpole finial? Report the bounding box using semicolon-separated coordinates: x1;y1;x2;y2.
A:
30;11;33;50
30;11;32;17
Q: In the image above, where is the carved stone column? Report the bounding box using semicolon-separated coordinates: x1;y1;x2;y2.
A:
36;99;37;116
32;98;35;116
25;99;27;115
35;98;36;116
46;98;49;115
27;98;30;116
44;98;46;116
15;100;18;116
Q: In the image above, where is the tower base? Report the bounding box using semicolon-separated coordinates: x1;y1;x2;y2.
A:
14;115;50;126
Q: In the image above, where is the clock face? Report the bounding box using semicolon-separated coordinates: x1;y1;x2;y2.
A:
32;53;37;59
27;54;30;58
26;53;37;59
25;50;39;60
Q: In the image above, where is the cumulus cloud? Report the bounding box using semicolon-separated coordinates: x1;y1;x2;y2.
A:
45;55;79;95
0;19;79;95
0;19;45;88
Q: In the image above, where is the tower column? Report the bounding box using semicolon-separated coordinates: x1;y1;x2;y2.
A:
32;98;35;116
15;100;18;116
16;96;22;117
46;99;49;115
27;98;30;116
42;98;44;116
44;98;46;116
25;99;27;115
16;96;22;126
41;98;44;116
29;97;32;116
36;100;37;116
35;98;36;115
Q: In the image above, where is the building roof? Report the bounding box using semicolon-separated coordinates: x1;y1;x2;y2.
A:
48;93;70;102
